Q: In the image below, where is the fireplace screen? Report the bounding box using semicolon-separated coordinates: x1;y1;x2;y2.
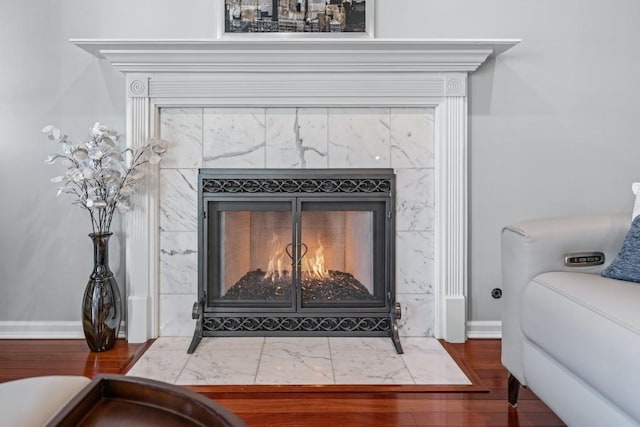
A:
190;169;402;354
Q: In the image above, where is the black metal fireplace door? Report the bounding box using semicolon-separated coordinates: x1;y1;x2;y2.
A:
188;169;402;354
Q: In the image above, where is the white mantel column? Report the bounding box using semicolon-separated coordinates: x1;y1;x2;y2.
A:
125;74;157;342
436;74;469;343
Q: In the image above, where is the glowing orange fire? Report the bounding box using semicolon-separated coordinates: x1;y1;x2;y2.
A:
264;234;331;281
305;237;329;279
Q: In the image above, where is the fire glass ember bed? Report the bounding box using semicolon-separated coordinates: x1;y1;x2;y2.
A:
188;169;402;354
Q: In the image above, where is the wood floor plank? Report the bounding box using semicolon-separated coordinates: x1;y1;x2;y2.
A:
0;338;565;426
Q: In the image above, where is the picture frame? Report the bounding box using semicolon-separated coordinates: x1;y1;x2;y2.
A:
218;0;374;38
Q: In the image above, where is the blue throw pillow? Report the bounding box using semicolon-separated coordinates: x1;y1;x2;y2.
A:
601;215;640;283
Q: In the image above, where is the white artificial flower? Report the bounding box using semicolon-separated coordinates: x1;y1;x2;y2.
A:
90;122;109;138
149;154;162;165
60;158;75;168
110;151;124;162
86;199;107;209
44;154;59;164
43;125;61;140
100;136;117;148
45;124;168;234
70;169;85;182
128;170;145;181
72;148;88;160
119;185;135;196
116;199;130;212
88;148;105;160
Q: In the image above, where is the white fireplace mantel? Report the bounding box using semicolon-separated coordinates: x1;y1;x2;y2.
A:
72;38;519;343
72;38;518;73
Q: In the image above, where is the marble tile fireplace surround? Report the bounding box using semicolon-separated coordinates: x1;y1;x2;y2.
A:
74;38;518;344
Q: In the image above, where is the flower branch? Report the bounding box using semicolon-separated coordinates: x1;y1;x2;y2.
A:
43;122;168;235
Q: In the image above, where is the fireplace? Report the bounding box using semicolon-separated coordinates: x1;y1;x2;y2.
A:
189;169;402;353
72;38;520;344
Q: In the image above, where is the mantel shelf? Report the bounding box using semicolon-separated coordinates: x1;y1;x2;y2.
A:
70;38;520;74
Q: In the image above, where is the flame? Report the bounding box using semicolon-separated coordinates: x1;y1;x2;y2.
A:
264;234;286;282
306;237;329;279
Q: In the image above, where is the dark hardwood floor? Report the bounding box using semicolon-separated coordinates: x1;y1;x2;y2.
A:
0;338;564;426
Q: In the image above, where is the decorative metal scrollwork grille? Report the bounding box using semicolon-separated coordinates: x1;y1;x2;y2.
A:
202;178;392;194
203;317;391;333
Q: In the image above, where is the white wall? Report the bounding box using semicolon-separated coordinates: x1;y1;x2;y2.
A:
2;0;639;330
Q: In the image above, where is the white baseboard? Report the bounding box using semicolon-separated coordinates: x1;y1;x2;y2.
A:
0;321;126;339
466;320;502;339
2;319;492;340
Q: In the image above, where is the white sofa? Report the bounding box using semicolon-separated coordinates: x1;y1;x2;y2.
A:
501;212;640;426
0;375;91;427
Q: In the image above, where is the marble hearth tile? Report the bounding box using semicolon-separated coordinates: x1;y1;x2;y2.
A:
396;231;434;294
159;294;197;336
160;169;198;232
203;108;266;168
328;108;391;168
197;337;265;353
126;347;190;384
256;337;333;384
159;108;203;169
396;293;435;337
402;339;470;385
390;108;435;169
176;347;261;385
331;347;414;384
395;168;434;231
143;336;192;353
263;337;330;353
266;108;328;168
399;337;445;352
328;337;396;352
160;232;197;294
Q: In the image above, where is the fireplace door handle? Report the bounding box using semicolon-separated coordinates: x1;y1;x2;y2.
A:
285;243;295;264
285;242;308;266
298;243;308;265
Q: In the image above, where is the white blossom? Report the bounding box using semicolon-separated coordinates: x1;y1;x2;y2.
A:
69;169;85;182
116;199;130;212
72;148;88;160
119;185;135;196
44;154;60;164
44;123;168;234
86;199;107;209
90;122;109;138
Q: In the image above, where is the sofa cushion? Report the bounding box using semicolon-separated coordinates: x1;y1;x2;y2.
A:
0;375;90;427
521;272;640;422
601;214;640;283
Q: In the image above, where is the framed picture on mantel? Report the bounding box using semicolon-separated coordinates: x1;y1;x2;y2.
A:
218;0;374;38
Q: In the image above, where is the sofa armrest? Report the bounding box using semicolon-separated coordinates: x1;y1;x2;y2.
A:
500;212;630;384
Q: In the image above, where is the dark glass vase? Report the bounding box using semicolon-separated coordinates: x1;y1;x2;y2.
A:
82;232;122;352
